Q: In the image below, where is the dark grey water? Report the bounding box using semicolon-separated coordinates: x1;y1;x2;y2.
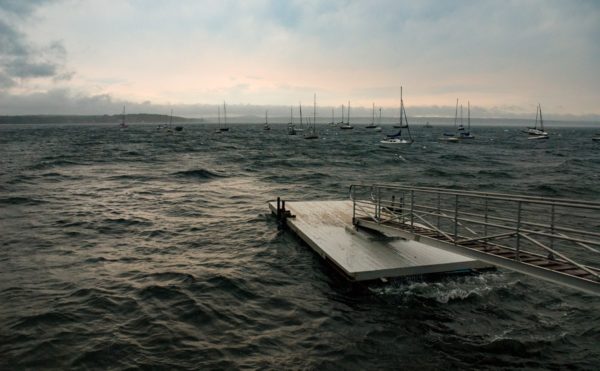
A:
1;122;599;369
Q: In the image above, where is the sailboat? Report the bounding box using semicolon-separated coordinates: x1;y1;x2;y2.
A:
440;98;461;142
375;108;382;132
457;105;465;132
337;104;345;127
524;104;548;139
340;101;353;129
304;94;319;139
287;106;297;135
380;86;414;145
263;110;271;130
172;110;183;131
220;102;230;132
393;89;409;129
365;103;377;128
119;106;128;129
458;101;474;139
214;106;222;133
164;109;174;133
328;108;335;126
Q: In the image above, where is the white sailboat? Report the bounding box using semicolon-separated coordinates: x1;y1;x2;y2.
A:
440;98;461;142
458;101;474;139
365;103;377;128
380;87;413;145
524;104;548;139
340;101;353;129
304;94;319;139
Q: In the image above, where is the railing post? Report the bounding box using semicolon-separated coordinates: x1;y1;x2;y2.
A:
437;193;441;230
516;201;522;261
453;194;459;243
549;203;555;260
484;198;489;250
376;186;381;223
352;186;356;225
410;190;415;230
400;192;405;224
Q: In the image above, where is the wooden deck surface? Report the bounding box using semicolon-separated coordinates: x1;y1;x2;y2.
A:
269;200;491;281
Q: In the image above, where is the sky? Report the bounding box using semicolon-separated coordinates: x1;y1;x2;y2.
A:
0;0;599;119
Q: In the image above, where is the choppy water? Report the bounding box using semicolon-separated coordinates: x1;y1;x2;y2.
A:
1;122;599;369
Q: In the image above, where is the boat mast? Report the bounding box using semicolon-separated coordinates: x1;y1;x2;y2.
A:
313;93;316;130
538;104;544;131
460;104;463;127
454;98;458;129
299;102;303;128
218;105;221;127
372;102;375;125
400;87;403;126
468;101;471;130
223;101;227;128
347;101;350;125
290;106;293;125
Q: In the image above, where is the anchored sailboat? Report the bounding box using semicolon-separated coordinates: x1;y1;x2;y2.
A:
458;101;474;139
393;88;409;129
440;98;462;142
119;106;128;129
340;101;353;129
220;102;230;132
304;94;319;139
524;104;548;139
287;106;297;135
263;110;271;131
380;87;413;145
337;104;345;127
366;103;377;128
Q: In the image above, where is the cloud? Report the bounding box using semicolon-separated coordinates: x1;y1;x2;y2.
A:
0;1;70;87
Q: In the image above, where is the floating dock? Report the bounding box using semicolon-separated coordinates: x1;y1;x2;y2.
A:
269;200;492;281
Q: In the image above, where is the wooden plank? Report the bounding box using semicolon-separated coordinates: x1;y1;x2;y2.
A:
269;200;491;281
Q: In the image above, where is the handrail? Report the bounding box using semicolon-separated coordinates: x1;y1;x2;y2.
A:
362;183;600;209
349;183;600;284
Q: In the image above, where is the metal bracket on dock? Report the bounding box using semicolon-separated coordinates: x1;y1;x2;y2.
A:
275;197;295;230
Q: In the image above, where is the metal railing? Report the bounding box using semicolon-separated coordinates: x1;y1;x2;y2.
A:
349;184;600;282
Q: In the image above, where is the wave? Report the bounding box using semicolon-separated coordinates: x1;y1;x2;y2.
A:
172;168;225;180
0;196;46;205
477;169;515;179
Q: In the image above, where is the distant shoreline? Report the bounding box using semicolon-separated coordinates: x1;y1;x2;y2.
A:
0;115;597;127
0;114;199;125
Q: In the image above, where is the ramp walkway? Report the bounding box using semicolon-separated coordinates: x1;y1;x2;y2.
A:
350;184;600;295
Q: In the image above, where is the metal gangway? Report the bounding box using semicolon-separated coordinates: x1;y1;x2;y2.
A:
350;184;600;295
